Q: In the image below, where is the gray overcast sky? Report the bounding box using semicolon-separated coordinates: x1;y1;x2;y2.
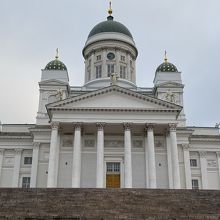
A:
0;0;219;126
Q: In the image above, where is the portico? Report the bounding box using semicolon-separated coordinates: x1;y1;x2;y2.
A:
46;121;181;189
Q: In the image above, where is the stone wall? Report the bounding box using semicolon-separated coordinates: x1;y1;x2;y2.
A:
0;189;220;219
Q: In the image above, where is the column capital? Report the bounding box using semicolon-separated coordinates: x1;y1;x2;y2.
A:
51;121;59;130
199;151;207;158
123;122;132;131
14;148;23;155
73;122;83;130
33;142;40;150
169;123;177;131
182;144;190;151
96;122;106;131
145;123;155;131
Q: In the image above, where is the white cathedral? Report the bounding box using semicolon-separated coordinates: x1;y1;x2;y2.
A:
0;6;220;190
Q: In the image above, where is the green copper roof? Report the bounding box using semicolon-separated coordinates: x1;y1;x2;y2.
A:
45;59;67;71
156;62;178;73
88;16;133;39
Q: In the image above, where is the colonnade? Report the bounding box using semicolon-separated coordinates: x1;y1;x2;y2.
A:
46;122;181;189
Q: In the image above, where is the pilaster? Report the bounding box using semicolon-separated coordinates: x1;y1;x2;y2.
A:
0;149;4;184
199;151;208;189
217;152;220;186
12;149;22;187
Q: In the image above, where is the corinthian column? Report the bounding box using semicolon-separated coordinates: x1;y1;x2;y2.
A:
123;123;132;188
169;123;181;189
30;142;40;188
12;149;22;187
182;144;192;189
96;123;105;188
72;123;82;188
199;151;208;189
146;124;156;188
47;122;59;188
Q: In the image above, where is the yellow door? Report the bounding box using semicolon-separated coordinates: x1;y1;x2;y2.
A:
106;162;120;188
106;174;120;188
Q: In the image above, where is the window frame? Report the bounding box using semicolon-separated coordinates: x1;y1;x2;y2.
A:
190;159;198;167
22;177;31;188
24;156;32;165
107;64;115;77
191;179;199;189
95;65;102;78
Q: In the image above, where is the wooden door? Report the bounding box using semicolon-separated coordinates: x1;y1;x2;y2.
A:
106;162;120;188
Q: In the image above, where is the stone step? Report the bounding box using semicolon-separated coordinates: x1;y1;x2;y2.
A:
0;189;219;219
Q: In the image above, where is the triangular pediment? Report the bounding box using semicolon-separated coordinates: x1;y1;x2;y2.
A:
47;86;182;112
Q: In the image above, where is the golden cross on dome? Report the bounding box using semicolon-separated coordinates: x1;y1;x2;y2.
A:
164;50;168;63
108;0;113;16
55;48;59;59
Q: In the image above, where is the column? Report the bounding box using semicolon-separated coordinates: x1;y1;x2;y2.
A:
146;124;156;188
217;152;220;187
166;132;173;189
0;149;4;184
123;123;132;188
30;142;40;188
116;49;120;75
144;132;149;188
47;122;59;188
169;123;181;189
72;123;82;188
182;144;192;189
126;53;131;81
91;51;95;79
96;123;105;188
102;49;107;77
12;149;22;187
199;151;208;189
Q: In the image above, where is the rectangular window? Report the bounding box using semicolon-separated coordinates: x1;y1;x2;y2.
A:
24;157;32;165
130;60;133;66
88;59;91;66
22;177;31;188
106;162;120;173
107;64;114;77
192;179;199;189
96;65;102;78
121;55;125;62
120;66;126;79
190;159;197;167
97;55;101;61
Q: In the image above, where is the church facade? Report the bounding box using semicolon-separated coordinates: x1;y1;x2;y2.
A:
0;7;220;190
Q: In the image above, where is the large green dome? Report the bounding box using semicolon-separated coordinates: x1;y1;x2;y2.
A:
88;16;133;39
45;58;67;71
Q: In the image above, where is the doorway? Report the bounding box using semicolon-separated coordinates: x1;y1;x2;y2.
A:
106;162;120;188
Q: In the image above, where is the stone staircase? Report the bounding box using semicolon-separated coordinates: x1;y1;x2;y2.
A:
0;189;220;219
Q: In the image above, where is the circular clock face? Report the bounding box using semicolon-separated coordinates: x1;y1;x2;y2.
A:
107;52;115;60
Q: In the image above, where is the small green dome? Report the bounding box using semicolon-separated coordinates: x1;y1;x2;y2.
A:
156;61;178;73
88;16;133;39
45;58;67;71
